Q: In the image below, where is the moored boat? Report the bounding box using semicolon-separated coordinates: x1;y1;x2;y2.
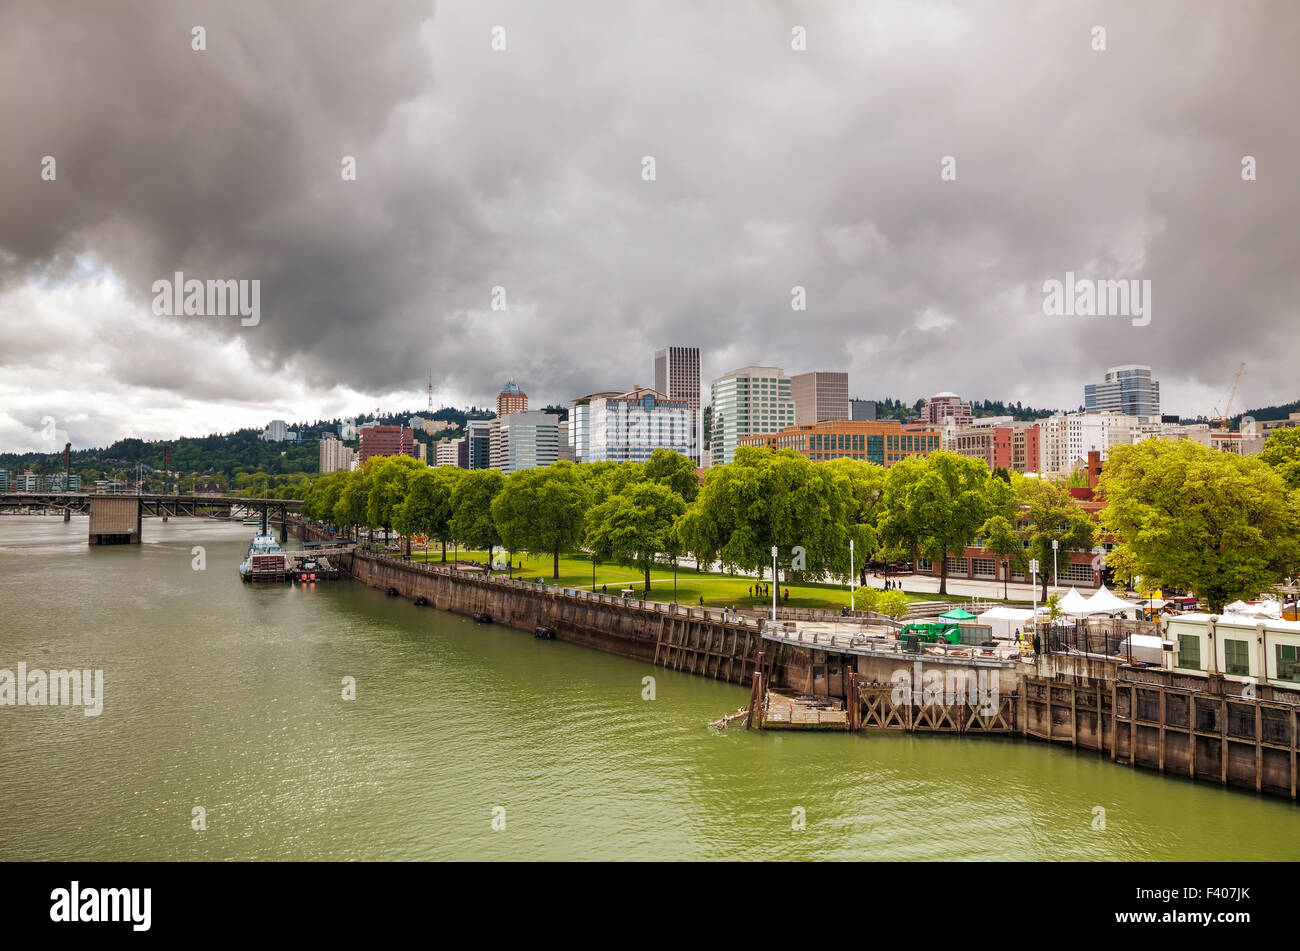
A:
239;533;289;582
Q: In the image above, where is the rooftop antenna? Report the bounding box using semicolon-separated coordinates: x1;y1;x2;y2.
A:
428;371;433;414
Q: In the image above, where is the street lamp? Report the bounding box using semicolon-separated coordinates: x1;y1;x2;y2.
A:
1052;538;1059;592
1030;557;1039;647
849;538;855;613
771;545;778;621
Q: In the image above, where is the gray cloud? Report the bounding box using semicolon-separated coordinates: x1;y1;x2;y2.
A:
1;0;1298;450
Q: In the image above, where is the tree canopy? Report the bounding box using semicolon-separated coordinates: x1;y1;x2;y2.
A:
1099;440;1300;611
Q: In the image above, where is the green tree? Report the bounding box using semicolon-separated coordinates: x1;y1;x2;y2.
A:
877;451;994;596
978;514;1025;600
303;471;347;523
491;462;591;579
585;482;687;592
1259;427;1300;492
674;447;858;583
823;457;887;585
1099;440;1300;612
1017;475;1098;601
643;448;700;502
875;588;911;619
449;469;505;566
581;461;644;507
395;466;462;559
366;456;426;546
333;467;372;541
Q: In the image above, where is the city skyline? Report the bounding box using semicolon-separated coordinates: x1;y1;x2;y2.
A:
3;2;1298;454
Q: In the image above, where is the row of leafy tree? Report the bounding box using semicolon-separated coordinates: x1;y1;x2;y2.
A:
300;430;1300;612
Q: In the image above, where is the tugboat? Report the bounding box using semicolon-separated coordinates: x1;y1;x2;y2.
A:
239;533;289;582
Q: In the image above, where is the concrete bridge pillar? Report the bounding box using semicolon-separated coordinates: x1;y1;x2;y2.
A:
88;496;141;545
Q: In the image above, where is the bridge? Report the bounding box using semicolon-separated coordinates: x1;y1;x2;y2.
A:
0;493;303;545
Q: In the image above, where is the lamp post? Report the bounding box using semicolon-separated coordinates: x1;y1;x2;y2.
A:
771;545;778;621
1030;558;1039;644
1052;538;1059;592
849;538;855;613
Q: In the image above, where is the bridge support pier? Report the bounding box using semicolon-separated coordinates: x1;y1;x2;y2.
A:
279;507;288;544
88;496;141;545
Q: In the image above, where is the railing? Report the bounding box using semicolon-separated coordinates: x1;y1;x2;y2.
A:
349;548;768;626
759;620;1018;664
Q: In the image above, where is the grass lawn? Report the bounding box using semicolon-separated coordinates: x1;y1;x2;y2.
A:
406;547;982;609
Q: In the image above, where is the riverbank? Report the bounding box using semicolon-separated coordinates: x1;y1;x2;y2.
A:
3;515;1298;860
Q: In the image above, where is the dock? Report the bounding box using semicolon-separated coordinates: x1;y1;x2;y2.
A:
762;692;848;730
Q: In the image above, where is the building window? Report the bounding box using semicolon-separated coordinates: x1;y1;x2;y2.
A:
916;558;932;572
1277;644;1300;682
1224;639;1250;676
1063;562;1094;583
1178;634;1201;670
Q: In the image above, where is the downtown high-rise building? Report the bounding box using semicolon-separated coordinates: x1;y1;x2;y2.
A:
790;371;849;427
654;346;701;464
465;419;492;469
709;366;795;466
489;410;559;473
319;433;357;473
921;392;973;426
583;387;692;463
850;398;877;421
358;423;415;463
496;379;528;418
1084;365;1161;420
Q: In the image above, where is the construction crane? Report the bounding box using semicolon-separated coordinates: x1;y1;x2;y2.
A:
1211;362;1246;429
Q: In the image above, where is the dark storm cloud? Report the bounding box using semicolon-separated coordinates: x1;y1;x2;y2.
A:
1;0;1298;424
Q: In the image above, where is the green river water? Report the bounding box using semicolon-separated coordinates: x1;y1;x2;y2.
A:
1;517;1297;861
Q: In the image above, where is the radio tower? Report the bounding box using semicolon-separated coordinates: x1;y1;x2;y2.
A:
427;371;433;413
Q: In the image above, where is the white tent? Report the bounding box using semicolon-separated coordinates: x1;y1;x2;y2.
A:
977;607;1036;639
1082;585;1139;616
1224;599;1283;619
1056;587;1093;616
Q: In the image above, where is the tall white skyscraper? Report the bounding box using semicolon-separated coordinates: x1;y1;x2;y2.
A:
709;366;794;466
654;346;701;465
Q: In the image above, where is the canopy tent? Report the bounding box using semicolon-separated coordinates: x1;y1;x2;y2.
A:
939;608;978;621
1224;599;1283;619
1056;587;1094;616
1082;585;1139;616
977;607;1035;639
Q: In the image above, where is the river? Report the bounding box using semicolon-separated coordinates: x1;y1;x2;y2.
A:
1;517;1297;860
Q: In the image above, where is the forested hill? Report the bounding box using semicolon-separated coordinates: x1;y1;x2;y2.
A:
868;397;1067;422
0;406;494;478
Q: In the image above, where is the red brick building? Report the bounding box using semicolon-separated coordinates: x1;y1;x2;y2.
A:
358;424;415;463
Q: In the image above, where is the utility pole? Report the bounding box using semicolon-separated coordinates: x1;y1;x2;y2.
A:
771;545;778;621
1030;558;1039;645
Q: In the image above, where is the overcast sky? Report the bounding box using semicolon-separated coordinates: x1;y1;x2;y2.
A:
2;0;1297;452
